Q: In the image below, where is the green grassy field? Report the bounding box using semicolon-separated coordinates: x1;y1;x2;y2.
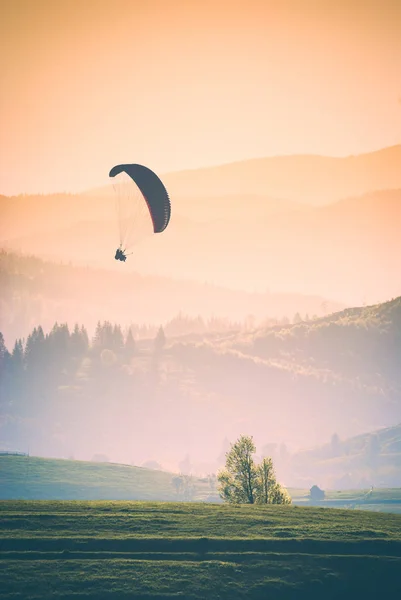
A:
291;488;401;513
0;455;186;501
2;455;401;514
1;501;401;599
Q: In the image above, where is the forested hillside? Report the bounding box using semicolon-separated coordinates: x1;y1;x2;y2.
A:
1;297;400;488
0;250;340;347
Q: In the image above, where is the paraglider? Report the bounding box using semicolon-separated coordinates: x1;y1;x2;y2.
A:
114;247;127;262
109;163;171;262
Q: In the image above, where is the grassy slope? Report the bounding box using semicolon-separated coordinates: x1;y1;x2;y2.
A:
288;423;401;491
0;455;212;502
293;488;401;514
165;297;401;486
2;455;401;514
228;295;401;368
169;296;401;391
292;423;401;468
1;501;401;599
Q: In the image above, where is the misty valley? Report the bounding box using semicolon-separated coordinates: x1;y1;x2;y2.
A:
1;248;401;490
2;148;401;599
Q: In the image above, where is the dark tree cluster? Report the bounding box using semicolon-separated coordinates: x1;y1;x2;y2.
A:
0;320;169;454
0;321;152;415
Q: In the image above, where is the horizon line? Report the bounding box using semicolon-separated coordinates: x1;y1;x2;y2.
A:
2;142;400;198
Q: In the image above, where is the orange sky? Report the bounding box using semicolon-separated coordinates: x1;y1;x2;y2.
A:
1;0;400;195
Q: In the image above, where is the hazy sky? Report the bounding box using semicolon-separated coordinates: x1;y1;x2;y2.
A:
1;0;400;195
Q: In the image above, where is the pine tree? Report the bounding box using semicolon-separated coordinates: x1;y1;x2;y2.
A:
71;324;83;357
37;326;45;344
102;321;114;349
0;332;7;367
0;332;10;390
125;328;136;359
12;339;24;372
112;324;124;352
154;326;166;353
71;324;88;358
151;326;166;380
24;327;45;371
80;326;89;352
46;323;71;373
92;321;103;350
7;339;25;408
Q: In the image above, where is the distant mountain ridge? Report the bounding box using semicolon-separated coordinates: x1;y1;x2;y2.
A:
0;250;342;347
2;187;401;305
290;422;401;489
164;295;401;457
160;145;401;204
1;145;401;305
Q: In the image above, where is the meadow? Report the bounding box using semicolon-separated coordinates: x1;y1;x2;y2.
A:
1;500;401;599
2;455;401;512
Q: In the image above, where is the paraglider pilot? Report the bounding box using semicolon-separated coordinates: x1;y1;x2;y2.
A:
109;162;171;264
115;247;127;262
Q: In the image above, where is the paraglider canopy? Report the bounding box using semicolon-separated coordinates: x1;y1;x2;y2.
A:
109;164;171;234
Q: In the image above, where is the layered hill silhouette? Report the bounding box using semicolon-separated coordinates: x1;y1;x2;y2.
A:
0;250;340;347
290;423;401;490
161;144;401;204
165;296;401;466
198;295;401;388
1;290;401;482
1;144;400;352
3;187;400;304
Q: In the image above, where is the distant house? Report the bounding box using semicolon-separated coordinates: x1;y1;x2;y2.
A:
309;485;325;502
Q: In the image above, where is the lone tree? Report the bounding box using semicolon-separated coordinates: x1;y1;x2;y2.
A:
217;435;291;505
255;456;291;505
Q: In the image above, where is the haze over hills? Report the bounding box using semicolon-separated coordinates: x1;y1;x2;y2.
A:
0;251;341;348
2;187;400;305
1;145;401;476
160;145;401;204
214;295;401;389
3;4;401;597
1;291;401;484
1;145;400;306
0;145;401;305
290;423;401;490
164;297;401;456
